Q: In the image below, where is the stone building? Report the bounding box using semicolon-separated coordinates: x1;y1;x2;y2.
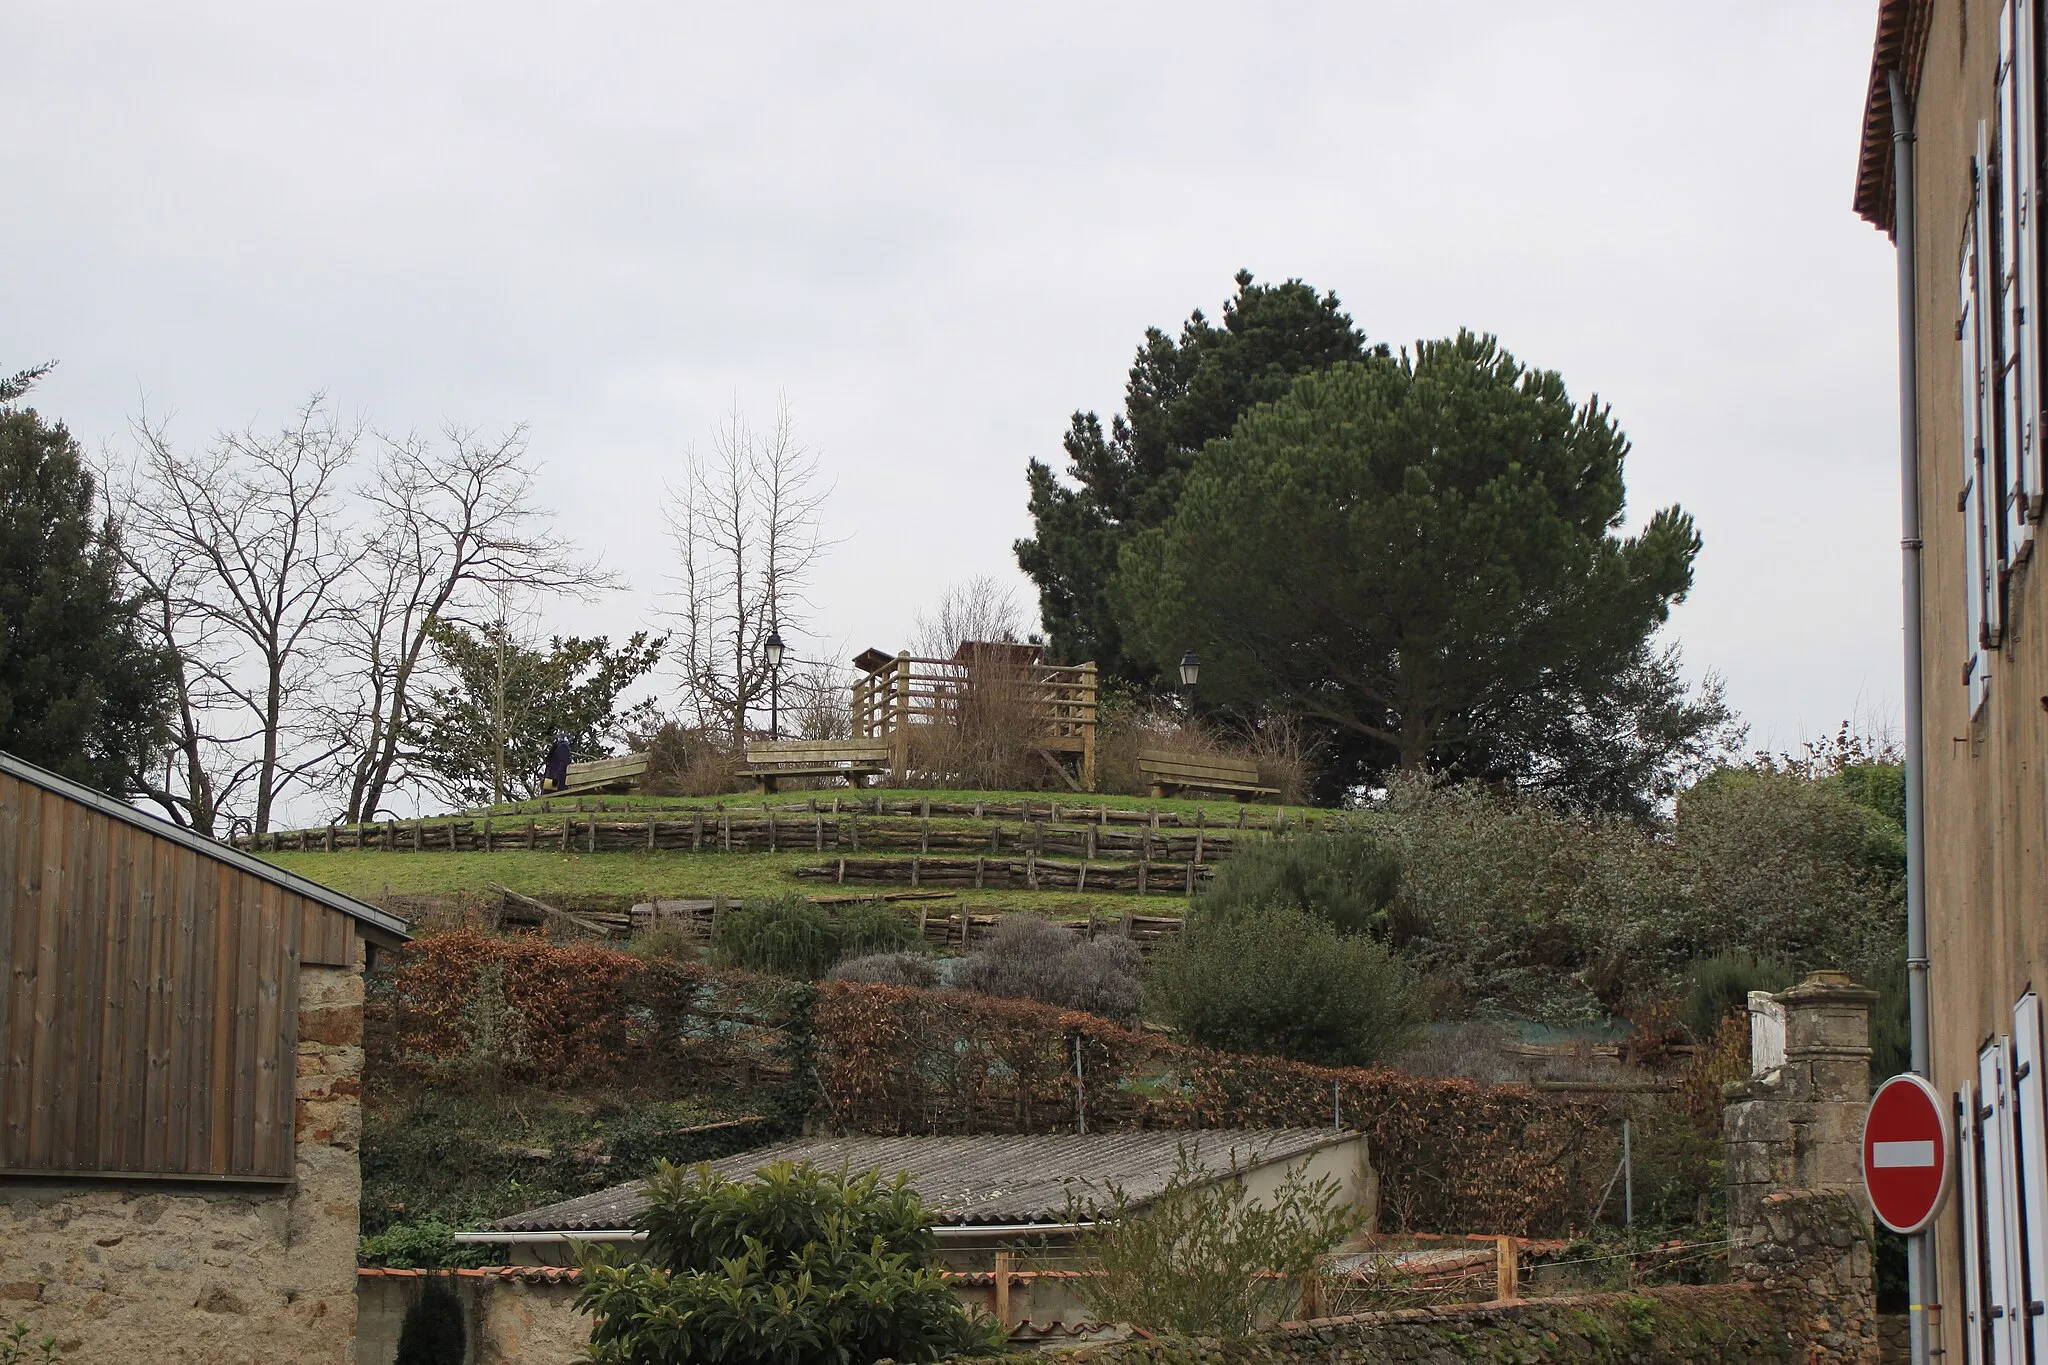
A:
1853;1;2048;1358
0;750;409;1363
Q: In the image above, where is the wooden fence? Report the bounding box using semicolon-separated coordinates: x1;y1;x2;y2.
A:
852;653;1099;790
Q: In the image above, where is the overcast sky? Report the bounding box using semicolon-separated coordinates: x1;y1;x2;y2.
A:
4;1;1899;765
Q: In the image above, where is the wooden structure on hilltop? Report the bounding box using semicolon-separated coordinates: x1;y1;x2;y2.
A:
0;751;408;1182
850;645;1098;791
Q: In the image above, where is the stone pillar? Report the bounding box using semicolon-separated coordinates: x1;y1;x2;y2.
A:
1723;970;1879;1365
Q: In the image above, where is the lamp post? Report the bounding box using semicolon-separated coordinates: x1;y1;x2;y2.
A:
764;628;785;740
1178;652;1200;719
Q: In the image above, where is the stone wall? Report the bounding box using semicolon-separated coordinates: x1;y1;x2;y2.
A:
1722;971;1881;1365
959;1285;1789;1364
357;1268;591;1365
0;962;365;1364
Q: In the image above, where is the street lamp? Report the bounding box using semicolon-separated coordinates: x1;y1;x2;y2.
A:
764;629;785;740
1178;651;1200;690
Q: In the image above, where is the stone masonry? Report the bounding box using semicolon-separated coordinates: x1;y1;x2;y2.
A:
0;961;366;1364
1724;970;1881;1365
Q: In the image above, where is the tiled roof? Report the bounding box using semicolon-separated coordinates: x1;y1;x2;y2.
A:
1851;0;1935;232
485;1129;1357;1234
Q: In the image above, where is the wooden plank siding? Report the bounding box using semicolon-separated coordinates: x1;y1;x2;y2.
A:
0;770;352;1181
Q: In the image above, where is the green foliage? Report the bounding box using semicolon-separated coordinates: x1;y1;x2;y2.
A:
710;895;919;980
1070;1145;1362;1337
0;404;173;795
0;1323;62;1365
1681;953;1793;1045
0;361;55;405
1017;270;1373;684
1148;903;1422;1065
1114;337;1714;818
358;1219;494;1270
1353;768;1907;1024
1674;769;1904;980
575;1160;1002;1365
406;619;665;805
393;1277;466;1365
1196;830;1399;936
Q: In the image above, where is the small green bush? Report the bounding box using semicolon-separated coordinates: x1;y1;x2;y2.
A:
952;915;1144;1024
359;1218;494;1270
711;895;918;979
576;1160;1002;1365
1681;952;1793;1045
1198;830;1400;936
0;1323;62;1365
1071;1144;1361;1337
1148;904;1422;1065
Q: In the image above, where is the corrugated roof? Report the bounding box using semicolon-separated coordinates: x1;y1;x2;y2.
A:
1852;0;1935;232
485;1129;1357;1234
0;750;410;945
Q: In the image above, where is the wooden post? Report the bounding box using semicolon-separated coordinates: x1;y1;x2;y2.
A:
994;1251;1014;1330
482;817;491;852
648;818;657;852
324;823;335;852
526;819;536;849
768;809;777;853
1496;1236;1518;1302
890;652;911;783
1079;661;1097;791
560;817;571;851
586;817;597;853
692;812;703;852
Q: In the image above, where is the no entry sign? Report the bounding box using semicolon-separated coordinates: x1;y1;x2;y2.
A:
1864;1073;1952;1234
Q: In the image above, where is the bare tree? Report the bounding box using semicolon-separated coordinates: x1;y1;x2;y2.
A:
911;574;1027;659
328;425;611;823
115;398;359;834
665;399;830;744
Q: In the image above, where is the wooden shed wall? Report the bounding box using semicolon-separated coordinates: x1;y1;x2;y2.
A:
0;771;357;1181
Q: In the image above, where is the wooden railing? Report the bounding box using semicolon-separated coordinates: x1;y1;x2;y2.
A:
850;653;1098;790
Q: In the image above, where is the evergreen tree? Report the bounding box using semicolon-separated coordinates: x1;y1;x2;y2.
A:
1114;334;1706;814
0;396;173;795
404;621;664;804
1015;270;1373;683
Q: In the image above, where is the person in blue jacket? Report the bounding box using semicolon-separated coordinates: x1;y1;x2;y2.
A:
543;732;572;792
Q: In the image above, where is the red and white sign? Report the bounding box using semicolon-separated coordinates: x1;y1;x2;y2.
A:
1864;1073;1953;1234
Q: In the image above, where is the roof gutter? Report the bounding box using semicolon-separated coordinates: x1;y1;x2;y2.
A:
1886;65;1935;1365
455;1220;1100;1247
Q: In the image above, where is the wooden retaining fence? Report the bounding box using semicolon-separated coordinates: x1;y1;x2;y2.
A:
793;854;1217;896
236;807;1293;866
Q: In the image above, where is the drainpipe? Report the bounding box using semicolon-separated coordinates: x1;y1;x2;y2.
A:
1887;65;1936;1365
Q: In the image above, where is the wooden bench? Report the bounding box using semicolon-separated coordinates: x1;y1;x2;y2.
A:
742;739;891;793
1137;749;1279;802
553;752;651;796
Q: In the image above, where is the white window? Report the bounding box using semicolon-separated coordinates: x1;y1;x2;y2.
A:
2010;995;2048;1358
1964;151;1999;715
1979;1040;2025;1364
1999;3;2040;565
1957;1080;1974;1365
1963;1076;1987;1365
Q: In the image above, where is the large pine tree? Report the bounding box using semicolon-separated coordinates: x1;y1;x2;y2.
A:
1015;271;1374;684
0;388;173;795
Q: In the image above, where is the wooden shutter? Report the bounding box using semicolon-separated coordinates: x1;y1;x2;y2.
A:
1981;1041;2025;1363
1964;1077;1988;1365
1964;152;1997;715
2015;0;2048;544
2011;996;2048;1352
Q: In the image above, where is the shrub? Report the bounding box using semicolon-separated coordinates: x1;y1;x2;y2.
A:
359;1218;493;1270
711;896;918;980
1148;904;1422;1065
1071;1145;1362;1336
393;1277;466;1365
638;719;740;796
1681;952;1792;1045
951;915;1143;1024
576;1160;1002;1365
0;1324;62;1365
829;951;940;989
1197;830;1400;936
